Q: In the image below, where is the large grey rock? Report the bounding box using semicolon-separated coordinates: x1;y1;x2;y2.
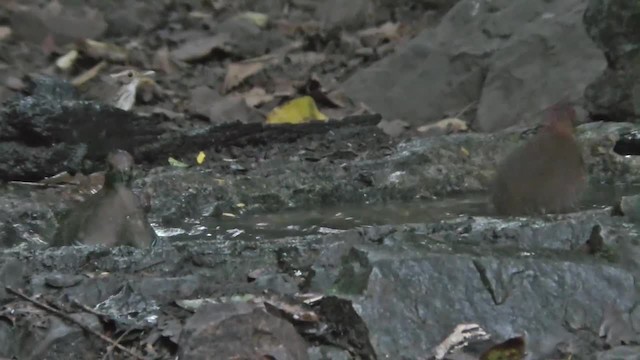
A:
583;0;640;123
341;0;606;132
309;213;640;359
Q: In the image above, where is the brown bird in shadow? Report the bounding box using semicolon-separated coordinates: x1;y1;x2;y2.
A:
51;150;155;248
491;103;586;216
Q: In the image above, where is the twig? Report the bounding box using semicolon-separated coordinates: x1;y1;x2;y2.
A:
103;328;134;360
5;287;145;360
7;181;64;188
453;101;477;119
72;60;107;87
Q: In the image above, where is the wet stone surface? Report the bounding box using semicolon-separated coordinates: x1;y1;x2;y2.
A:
2;0;640;359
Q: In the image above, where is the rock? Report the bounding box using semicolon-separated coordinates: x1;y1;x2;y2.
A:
216;15;286;58
583;0;640;123
188;85;264;124
583;0;640;69
10;2;107;45
178;303;309;360
340;0;605;132
597;346;640;360
51;150;156;248
0;76;168;181
491;103;586;215
316;0;375;31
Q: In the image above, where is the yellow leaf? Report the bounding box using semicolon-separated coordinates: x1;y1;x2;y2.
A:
236;203;246;208
214;178;225;185
168;157;189;168
222;212;237;218
460;146;469;157
196;151;206;164
237;12;269;28
266;96;328;125
55;49;79;70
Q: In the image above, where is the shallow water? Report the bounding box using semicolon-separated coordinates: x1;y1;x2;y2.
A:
153;183;640;242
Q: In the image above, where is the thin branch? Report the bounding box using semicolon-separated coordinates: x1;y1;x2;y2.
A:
5;287;145;360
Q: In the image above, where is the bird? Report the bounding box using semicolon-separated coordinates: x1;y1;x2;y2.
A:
51;150;156;248
491;103;586;216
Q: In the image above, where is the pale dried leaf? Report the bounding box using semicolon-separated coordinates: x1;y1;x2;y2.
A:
0;26;12;41
325;89;351;108
243;87;274;107
377;119;410;137
358;21;401;46
55;49;79;70
223;60;265;93
285;52;326;67
152;46;175;74
79;39;128;62
71;60;106;86
171;34;229;62
236;11;268;28
600;303;637;346
417;117;469;135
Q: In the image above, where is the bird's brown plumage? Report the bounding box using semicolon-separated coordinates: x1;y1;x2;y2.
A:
51;150;155;248
491;103;586;215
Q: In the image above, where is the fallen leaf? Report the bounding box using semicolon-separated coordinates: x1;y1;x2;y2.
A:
55;49;79;71
152;46;175;74
266;96;328;124
357;22;402;47
41;33;57;55
325;90;351;108
377;119;410;137
77;39;128;63
417;117;469;135
0;26;11;41
71;60;106;86
168;157;189;168
223;60;266;93
5;76;26;91
222;212;237;218
285;52;326;67
599;303;637;347
171;34;230;62
236;12;269;28
196;151;206;165
243;87;274;107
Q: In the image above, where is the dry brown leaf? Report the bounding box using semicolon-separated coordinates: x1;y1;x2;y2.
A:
243;87;274;107
78;39;128;62
358;21;402;47
223;60;266;93
171;34;230;62
600;303;637;347
417;118;469;135
377;119;410;137
5;76;25;91
273;79;296;97
326;90;350;108
0;26;11;41
152;46;175;74
285;52;326;67
71;60;106;86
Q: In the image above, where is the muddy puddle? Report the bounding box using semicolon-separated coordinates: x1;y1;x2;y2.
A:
153;183;640;242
